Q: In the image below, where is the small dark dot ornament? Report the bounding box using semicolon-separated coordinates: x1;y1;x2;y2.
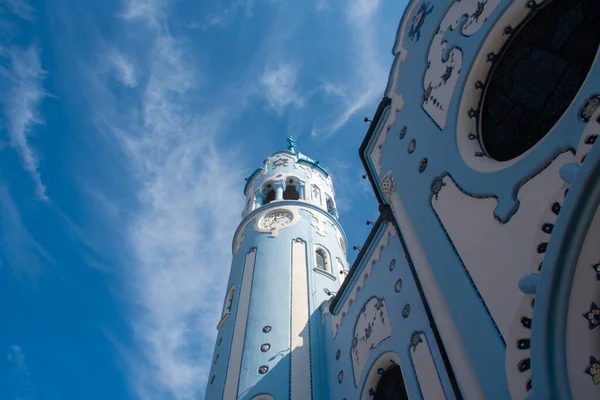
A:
338;370;344;383
399;126;407;139
258;365;269;374
210;375;215;385
262;325;272;333
395;279;403;292
402;304;411;318
408;139;416;154
218;337;223;346
336;349;341;360
389;259;396;271
419;158;428;173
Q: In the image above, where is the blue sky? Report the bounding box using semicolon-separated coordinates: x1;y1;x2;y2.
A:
0;0;406;398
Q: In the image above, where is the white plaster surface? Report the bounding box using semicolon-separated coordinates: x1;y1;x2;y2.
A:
423;0;501;129
566;206;600;396
389;190;485;399
411;332;446;400
291;239;312;400
432;152;574;338
224;249;257;400
351;297;392;386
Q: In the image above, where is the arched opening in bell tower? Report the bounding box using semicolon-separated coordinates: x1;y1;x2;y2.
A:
283;180;300;200
264;185;276;205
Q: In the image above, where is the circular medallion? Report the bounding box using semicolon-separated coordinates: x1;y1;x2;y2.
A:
260;343;271;353
402;304;411;318
258;365;269;374
389;259;396;271
262;325;272;333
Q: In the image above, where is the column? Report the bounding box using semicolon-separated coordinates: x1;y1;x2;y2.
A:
273;180;286;200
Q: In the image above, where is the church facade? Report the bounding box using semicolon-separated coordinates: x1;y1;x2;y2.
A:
205;0;600;398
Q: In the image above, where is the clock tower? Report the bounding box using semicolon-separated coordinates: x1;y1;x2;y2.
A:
205;137;349;400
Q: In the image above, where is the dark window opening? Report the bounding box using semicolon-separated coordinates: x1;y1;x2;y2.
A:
480;0;600;161
374;365;409;400
283;185;300;200
316;249;326;270
264;188;276;204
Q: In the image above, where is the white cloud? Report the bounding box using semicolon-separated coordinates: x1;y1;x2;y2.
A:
313;0;386;137
202;0;255;30
6;345;34;400
0;184;55;276
108;50;138;87
0;43;49;201
260;63;303;113
3;0;35;21
68;2;247;398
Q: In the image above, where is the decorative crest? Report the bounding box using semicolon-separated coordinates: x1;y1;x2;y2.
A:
287;135;298;154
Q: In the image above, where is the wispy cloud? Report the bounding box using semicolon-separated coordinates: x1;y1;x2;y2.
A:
313;0;386;137
5;345;34;400
202;0;255;30
68;1;247;397
260;63;303;113
0;184;55;276
0;2;48;200
108;50;138;87
2;0;36;22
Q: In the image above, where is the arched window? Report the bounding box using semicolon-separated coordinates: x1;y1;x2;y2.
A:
311;185;321;205
283;179;300;200
264;186;276;205
374;365;409;400
480;0;600;161
315;249;326;270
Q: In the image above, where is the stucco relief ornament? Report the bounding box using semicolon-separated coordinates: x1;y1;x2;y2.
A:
380;172;395;200
410;331;423;350
408;2;433;41
583;302;600;330
399;126;407;139
579;94;600;122
585;356;600;385
408;139;416;154
272;158;289;168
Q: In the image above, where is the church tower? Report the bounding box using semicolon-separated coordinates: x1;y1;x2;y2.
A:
205;137;349;400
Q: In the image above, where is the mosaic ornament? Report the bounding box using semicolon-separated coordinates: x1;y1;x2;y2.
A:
410;331;423;349
258;365;269;374
399;126;407;140
402;304;411;318
260;343;271;352
585;355;600;385
431;176;446;199
380;172;395;199
395;279;403;293
262;325;272;333
419;158;428;173
338;370;344;383
408;2;433;41
592;262;600;281
389;258;396;271
583;302;600;330
578;94;600;122
408;139;416;154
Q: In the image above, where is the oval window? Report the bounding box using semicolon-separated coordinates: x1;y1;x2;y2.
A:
480;0;600;161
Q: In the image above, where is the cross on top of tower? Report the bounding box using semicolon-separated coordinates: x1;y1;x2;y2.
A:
287;135;298;154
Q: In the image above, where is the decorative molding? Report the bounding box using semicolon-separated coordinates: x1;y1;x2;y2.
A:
410;331;446;399
423;0;501;129
329;224;397;338
351;297;392;386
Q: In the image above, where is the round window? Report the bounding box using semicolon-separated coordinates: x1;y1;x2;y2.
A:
480;0;600;161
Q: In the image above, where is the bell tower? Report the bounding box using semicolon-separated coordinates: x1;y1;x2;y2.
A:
205;137;349;400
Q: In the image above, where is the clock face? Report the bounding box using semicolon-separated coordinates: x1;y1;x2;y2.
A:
261;210;293;230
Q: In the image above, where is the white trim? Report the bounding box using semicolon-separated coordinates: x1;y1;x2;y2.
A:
291;239;312;400
411;332;447;399
388;190;485;399
223;249;257;400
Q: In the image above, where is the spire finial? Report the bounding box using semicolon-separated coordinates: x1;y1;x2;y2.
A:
287;135;298;154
